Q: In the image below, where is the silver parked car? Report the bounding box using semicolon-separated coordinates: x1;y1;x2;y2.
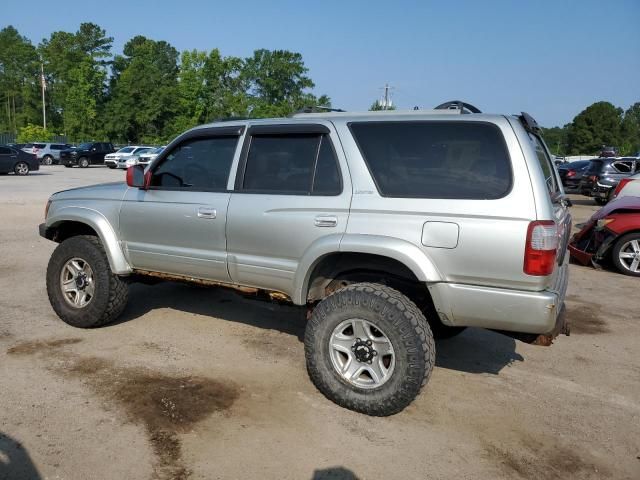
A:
21;142;72;165
39;102;571;416
136;146;165;166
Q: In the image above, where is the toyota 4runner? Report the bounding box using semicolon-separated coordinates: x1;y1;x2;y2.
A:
39;102;571;416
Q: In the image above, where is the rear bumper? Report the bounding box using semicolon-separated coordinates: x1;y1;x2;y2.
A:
428;255;570;335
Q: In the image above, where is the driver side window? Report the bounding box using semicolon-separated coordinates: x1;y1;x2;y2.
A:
150;136;238;191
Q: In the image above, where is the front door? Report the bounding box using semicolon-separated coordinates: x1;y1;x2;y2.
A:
119;129;243;281
226;123;352;297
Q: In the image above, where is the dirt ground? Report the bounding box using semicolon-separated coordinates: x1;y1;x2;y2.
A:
0;166;638;480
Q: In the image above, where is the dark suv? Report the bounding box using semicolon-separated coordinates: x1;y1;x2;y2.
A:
579;157;639;204
60;142;115;168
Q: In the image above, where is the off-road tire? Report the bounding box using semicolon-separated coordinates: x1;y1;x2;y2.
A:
42;155;53;165
78;157;89;168
46;235;128;328
305;282;435;416
612;232;640;277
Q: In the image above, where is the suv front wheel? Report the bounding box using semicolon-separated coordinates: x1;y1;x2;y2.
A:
305;283;435;416
46;235;129;327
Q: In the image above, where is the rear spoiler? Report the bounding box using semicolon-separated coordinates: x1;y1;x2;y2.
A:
518;112;541;133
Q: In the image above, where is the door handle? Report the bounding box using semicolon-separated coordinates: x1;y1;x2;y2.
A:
197;207;217;219
314;215;338;227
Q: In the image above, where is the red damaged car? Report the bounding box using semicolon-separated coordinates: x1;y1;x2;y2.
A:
569;196;640;276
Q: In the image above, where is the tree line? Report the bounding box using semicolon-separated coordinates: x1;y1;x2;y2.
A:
0;23;329;143
541;101;639;156
1;22;638;153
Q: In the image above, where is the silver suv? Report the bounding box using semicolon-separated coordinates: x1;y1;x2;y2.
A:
39;103;571;416
22;142;72;165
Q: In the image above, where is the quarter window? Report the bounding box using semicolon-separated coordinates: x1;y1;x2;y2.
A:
0;147;12;154
350;121;512;199
528;133;559;196
150;136;238;191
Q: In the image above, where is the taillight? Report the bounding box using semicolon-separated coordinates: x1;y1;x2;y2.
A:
612;178;632;198
567;170;576;178
524;221;559;276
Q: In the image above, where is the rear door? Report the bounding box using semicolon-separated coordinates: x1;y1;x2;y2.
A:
226;123;351;296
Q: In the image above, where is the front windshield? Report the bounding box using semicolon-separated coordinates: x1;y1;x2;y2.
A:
118;147;135;153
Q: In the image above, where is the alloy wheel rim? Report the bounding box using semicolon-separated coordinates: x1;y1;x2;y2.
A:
329;318;395;389
60;257;95;308
618;239;640;273
16;163;28;174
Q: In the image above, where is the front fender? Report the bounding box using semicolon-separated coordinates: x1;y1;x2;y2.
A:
46;206;132;274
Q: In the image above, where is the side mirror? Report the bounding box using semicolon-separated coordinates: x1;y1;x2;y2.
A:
126;164;149;189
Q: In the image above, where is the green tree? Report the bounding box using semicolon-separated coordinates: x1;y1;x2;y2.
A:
567;101;623;154
0;26;40;133
104;36;179;142
39;23;112;137
620;103;640;155
17;123;53;142
540;125;569;156
369;100;396;111
242;49;328;117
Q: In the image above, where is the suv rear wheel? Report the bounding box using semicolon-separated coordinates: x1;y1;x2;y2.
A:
305;283;435;416
42;155;54;165
46;235;129;327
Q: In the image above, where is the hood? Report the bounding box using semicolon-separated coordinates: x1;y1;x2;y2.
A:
51;182;128;201
591;196;640;221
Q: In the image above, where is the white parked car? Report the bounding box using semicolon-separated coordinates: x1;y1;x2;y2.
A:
104;146;154;169
136;146;165;166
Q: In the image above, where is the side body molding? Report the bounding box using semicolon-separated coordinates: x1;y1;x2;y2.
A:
46;206;132;274
292;233;443;305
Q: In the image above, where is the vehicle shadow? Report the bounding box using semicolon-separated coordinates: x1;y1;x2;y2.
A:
112;282;307;341
0;432;42;480
311;466;359;479
435;328;524;375
112;283;524;375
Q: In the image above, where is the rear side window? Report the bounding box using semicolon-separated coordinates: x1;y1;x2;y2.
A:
528;133;558;195
586;160;603;174
611;161;635;173
349;121;512;199
0;147;12;154
241;134;341;195
33;143;46;148
151;136;238;191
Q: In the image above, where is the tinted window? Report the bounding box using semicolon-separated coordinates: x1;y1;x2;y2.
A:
0;147;12;154
350;122;512;199
528;133;558;195
243;134;319;193
51;144;66;150
586;160;603;174
312;136;341;195
151;136;238;190
33;143;46;148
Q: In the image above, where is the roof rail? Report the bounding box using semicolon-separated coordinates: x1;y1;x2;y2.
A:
434;101;482;114
291;105;346;116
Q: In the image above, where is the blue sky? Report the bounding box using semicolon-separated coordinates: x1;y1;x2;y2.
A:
4;0;639;126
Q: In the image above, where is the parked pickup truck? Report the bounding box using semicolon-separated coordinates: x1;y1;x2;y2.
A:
39;102;571;416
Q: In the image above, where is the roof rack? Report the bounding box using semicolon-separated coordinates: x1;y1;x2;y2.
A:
434;101;482;114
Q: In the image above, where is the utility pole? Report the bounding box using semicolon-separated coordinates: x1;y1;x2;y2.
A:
40;63;47;130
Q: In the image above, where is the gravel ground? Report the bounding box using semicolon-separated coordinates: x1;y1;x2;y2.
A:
0;166;638;480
